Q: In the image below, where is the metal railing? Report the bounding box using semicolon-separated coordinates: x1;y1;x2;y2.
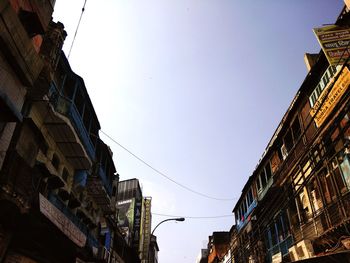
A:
49;85;96;160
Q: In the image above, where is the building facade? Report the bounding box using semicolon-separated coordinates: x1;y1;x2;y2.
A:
228;4;350;263
117;179;153;262
207;232;230;263
0;1;138;262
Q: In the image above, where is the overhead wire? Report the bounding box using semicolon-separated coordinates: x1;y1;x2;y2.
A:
100;130;237;201
68;0;87;59
152;212;233;219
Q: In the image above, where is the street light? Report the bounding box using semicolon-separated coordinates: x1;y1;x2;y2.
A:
148;217;185;262
151;217;185;235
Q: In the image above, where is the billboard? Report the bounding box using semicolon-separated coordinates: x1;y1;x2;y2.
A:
132;198;142;249
313;25;350;65
117;199;135;245
310;66;350;127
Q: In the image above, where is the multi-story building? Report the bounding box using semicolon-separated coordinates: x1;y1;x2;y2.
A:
196;248;209;263
0;0;54;171
116;179;154;262
0;1;137;262
117;178;148;262
148;234;159;263
230;3;350;263
207;232;230;263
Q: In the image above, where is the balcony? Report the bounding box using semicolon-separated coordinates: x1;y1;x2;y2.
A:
50;85;96;159
47;192;88;235
86;166;113;214
46;192;100;250
258;177;273;201
36;85;96;170
237;200;257;232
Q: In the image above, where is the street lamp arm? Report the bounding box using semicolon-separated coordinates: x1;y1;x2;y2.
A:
151;217;185;235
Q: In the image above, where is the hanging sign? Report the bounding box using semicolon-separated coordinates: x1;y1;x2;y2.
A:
314;25;350;65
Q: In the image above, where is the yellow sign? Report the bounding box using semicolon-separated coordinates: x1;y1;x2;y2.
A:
314;26;350;65
310;66;350;127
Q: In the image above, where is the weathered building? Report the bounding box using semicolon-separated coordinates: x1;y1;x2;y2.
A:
0;1;136;262
208;232;230;263
230;3;350;263
148;234;159;263
196;248;209;263
0;0;54;170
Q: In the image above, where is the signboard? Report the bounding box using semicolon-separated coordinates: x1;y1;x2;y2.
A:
310;66;350;127
314;25;350;65
132;199;142;248
39;194;86;247
117;199;135;245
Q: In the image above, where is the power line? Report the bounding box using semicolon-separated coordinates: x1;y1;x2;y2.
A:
152;212;233;219
68;0;87;59
100;130;237;201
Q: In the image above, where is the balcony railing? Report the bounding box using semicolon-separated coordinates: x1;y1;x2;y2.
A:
99;166;112;197
48;192;88;234
49;85;96;160
237;200;257;232
47;192;101;250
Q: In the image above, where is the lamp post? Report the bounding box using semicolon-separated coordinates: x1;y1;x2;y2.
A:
148;217;185;262
151;217;185;235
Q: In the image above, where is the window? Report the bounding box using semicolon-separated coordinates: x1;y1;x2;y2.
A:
0;122;6;138
297;188;312;222
283;117;302;154
242;201;247;214
265;163;272;180
256;177;262;191
257;162;273;193
284;130;294;152
307;178;323;212
292;117;302;141
52;154;60;170
319;169;336;204
340;155;350;190
62;168;69;182
270;224;278;246
247;188;253;205
260;170;267;188
264;230;271;250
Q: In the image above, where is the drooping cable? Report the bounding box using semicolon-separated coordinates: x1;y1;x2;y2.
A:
67;0;87;59
152;212;233;219
100;130;237;201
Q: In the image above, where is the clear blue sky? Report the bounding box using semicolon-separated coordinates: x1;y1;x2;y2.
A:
53;1;344;262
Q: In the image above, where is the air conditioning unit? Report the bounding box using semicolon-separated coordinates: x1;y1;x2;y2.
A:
288;240;314;262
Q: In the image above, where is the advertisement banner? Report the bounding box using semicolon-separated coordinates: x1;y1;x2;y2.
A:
132;199;142;248
310;66;350;127
117;199;135;245
313;25;350;65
